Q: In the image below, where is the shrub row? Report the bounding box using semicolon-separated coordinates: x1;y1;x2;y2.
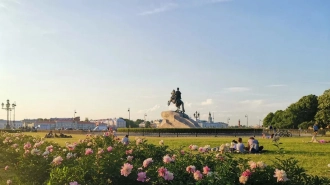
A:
118;128;263;134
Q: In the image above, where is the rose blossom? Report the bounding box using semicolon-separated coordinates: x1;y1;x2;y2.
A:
137;172;147;182
242;169;252;177
193;170;203;181
164;171;174;181
158;167;167;177
239;175;248;184
24;142;31;150
52;156;63;165
7;180;12;185
4;165;9;170
163;155;172;163
121;163;133;177
186;165;196;173
70;181;80;185
248;161;257;170
274;169;289;182
203;166;210;175
107;146;113;152
159;140;164;145
85;148;93;155
180;150;185;155
143;158;153;168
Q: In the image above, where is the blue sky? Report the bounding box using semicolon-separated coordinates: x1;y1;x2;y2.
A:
0;0;329;126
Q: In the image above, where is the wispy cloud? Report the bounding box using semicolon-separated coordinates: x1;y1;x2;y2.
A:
266;84;287;87
224;87;250;92
239;99;264;106
201;99;213;105
185;102;192;107
138;3;178;16
138;105;160;113
209;0;232;3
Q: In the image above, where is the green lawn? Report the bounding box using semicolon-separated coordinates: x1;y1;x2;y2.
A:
18;132;330;178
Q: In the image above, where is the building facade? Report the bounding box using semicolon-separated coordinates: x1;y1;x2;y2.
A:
197;112;228;128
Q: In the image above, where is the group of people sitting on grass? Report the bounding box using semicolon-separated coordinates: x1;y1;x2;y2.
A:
44;131;72;138
230;137;264;154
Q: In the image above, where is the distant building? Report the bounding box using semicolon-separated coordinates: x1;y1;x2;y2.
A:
197;112;228;128
0;119;23;129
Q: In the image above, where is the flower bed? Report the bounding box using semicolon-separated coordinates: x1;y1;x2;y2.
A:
0;132;329;185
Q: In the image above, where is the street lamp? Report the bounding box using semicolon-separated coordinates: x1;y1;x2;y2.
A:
73;110;77;129
259;119;262;127
1;100;16;129
128;108;130;121
193;111;200;121
12;102;16;128
245;115;248;128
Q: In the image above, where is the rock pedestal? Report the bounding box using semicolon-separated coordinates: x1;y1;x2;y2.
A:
159;111;200;128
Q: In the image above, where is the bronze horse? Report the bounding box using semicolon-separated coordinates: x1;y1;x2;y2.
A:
168;90;185;113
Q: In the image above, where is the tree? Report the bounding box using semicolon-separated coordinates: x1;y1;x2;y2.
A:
315;89;330;128
263;112;274;127
84;117;89;122
145;121;151;128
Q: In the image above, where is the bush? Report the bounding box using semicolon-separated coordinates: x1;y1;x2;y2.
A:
0;132;329;185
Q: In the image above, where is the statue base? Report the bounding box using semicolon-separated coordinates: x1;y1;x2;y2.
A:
159;111;200;128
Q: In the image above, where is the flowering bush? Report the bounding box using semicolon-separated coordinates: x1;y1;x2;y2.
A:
0;132;330;185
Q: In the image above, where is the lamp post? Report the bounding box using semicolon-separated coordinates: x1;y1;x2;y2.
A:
73;110;77;129
227;118;230;124
144;113;147;127
245;114;248;128
193;111;200;122
259;119;262;127
128;108;130;122
1;100;16;129
12;102;16;128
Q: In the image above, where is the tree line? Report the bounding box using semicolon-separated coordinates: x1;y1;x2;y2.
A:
263;89;330;129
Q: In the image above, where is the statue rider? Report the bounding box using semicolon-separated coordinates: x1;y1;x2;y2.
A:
175;87;181;105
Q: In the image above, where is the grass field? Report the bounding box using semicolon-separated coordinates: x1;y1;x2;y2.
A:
2;132;330;183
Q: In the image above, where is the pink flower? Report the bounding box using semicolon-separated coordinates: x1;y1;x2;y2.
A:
186;165;196;173
67;144;76;151
85;148;93;155
143;158;153;168
180;150;185;155
202;166;210;175
126;149;133;155
198;147;206;153
164;171;174;181
107;146;113;152
11;144;18;148
248;161;257;170
127;156;133;162
171;154;177;162
193;170;203;181
69;181;80;185
52;156;63;165
104;132;110;137
239;175;248;184
163;155;172;163
158;167;167;177
137;172;147;182
242;169;252;177
4;165;9;170
121;163;133;177
97;148;104;155
24;142;31;150
274;169;289;182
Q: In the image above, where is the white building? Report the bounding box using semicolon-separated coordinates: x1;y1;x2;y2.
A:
197;112;228;128
115;118;126;128
0;119;23;129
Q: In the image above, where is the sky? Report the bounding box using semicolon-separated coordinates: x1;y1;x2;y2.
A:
0;0;329;126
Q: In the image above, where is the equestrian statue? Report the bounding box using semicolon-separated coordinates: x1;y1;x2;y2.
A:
168;87;185;114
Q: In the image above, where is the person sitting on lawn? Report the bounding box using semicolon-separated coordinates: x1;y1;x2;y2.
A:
247;137;263;153
230;140;238;153
236;138;246;153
